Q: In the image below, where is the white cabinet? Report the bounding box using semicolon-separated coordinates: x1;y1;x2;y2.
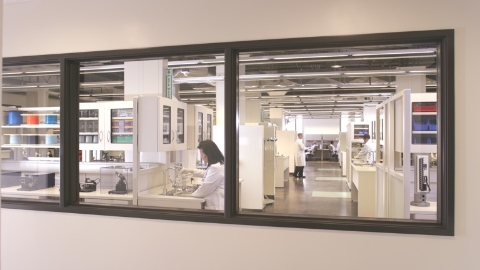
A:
79;101;133;151
187;105;213;149
136;96;188;152
2;107;60;159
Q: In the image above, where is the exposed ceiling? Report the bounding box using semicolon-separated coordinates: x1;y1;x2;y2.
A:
2;43;437;120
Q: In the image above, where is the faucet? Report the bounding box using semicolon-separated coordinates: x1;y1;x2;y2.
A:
163;167;175;195
162;163;183;195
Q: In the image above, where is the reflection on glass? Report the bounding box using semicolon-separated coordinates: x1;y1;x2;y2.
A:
207;114;212;140
1;63;61;202
177;108;184;144
111;108;133;144
198;112;203;143
238;44;439;222
163;106;171;144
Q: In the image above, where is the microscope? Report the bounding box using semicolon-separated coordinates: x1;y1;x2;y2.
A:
108;171;128;194
410;154;431;207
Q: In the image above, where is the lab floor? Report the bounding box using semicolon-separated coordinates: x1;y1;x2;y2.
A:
262;161;357;217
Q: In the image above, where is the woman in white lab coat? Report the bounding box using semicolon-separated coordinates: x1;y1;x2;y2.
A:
180;140;225;210
294;133;306;178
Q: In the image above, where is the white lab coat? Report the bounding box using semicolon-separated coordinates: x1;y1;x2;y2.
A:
295;139;306;166
355;140;376;164
191;163;224;210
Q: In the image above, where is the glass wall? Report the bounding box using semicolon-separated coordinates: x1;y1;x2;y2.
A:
237;44;439;221
1;63;61;202
77;54;225;212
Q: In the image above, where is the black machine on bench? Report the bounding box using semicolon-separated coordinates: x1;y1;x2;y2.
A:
17;172;55;191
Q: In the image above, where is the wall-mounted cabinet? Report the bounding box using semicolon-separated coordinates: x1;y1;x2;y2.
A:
136;96;188;152
187;105;213;150
79;101;133;151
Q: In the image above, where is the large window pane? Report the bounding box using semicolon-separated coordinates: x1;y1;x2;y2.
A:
77;54;225;212
238;44;439;221
1;63;61;202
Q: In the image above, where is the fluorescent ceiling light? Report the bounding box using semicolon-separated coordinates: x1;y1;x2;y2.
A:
167;61;201;66
173;76;224;83
2;71;24;75
273;53;349;60
339;85;389;89
80;82;124;87
285;72;342;77
239;57;271;62
331;65;342;68
80;64;124;71
344;70;407;75
351;48;436;57
2;85;38;89
407;69;437;74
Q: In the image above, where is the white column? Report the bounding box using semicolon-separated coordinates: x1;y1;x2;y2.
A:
363;105;376;123
270;108;284;130
396;66;426;93
216;64;225;126
245;100;262;123
239;65;246;125
26;89;49;107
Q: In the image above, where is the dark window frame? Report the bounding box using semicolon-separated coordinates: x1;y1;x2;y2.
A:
1;29;454;236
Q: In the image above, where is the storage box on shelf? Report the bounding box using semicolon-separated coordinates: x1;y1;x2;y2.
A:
79;101;134;151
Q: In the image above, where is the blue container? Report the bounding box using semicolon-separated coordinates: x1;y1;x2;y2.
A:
10;135;22;144
428;119;437;131
26;135;39;144
45;115;58;124
7;111;22;125
412;120;429;131
45;135;58;144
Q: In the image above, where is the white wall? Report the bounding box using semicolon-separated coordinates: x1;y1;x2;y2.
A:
304;118;340;135
2;0;479;269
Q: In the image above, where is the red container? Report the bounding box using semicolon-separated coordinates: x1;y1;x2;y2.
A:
26;115;39;124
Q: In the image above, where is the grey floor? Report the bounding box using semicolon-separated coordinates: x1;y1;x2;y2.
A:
262;161;358;217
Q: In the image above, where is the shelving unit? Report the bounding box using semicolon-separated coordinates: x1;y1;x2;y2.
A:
2;106;60;158
375;89;438;219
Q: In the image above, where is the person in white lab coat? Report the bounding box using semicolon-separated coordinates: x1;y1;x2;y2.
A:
294;133;306;178
180;140;225;210
354;134;376;164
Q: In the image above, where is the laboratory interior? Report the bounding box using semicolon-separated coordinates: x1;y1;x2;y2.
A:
1;42;439;220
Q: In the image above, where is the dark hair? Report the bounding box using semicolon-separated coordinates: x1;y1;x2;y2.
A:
330;141;334;144
198;140;225;166
363;134;370;139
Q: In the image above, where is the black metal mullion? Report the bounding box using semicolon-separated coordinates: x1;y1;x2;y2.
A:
224;48;239;218
59;59;80;207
